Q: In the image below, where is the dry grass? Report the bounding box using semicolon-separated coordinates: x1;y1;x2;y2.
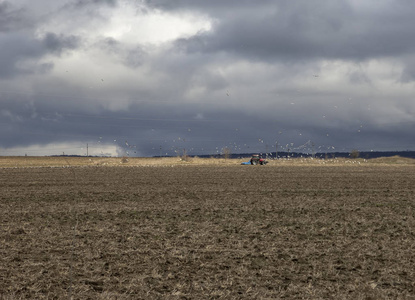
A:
1;155;414;168
1;158;415;299
0;156;245;168
366;155;415;165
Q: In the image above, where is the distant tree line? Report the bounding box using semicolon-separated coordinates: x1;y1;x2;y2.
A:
195;151;415;159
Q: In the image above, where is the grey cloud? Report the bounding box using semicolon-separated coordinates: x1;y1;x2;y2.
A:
1;84;414;155
400;56;415;83
144;0;274;13
348;70;371;85
42;32;80;54
172;1;415;63
0;32;80;78
0;1;29;32
0;33;43;78
97;37;146;68
71;0;118;8
37;62;55;74
0;2;18;32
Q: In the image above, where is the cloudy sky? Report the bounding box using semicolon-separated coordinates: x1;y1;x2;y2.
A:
1;0;414;157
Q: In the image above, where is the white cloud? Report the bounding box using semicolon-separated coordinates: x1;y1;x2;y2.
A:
33;1;212;46
0;142;121;157
106;4;212;45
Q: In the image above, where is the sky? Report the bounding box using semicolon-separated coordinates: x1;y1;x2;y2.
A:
1;0;415;157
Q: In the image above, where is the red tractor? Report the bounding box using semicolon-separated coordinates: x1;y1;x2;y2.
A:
250;154;268;165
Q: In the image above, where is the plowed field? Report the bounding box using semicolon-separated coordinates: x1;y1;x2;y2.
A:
1;160;415;299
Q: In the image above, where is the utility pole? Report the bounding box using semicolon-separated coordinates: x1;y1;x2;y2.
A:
312;142;315;158
87;143;89;157
275;141;278;159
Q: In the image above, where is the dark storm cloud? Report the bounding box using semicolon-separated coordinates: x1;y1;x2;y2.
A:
1;84;414;156
43;32;80;54
0;32;80;78
168;1;415;63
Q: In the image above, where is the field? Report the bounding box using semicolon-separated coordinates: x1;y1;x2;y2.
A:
1;157;415;299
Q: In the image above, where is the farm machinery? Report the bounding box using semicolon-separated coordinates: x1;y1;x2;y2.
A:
250;154;268;165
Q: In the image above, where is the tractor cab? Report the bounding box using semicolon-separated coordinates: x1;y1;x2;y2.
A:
250;154;268;165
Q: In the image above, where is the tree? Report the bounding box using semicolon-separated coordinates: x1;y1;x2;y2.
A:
223;147;231;160
350;149;360;159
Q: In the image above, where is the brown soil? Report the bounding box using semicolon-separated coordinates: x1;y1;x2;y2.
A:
1;159;415;299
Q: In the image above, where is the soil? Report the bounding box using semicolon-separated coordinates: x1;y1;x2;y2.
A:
1;159;415;299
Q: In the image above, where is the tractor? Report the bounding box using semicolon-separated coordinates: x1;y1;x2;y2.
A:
250;154;268;165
